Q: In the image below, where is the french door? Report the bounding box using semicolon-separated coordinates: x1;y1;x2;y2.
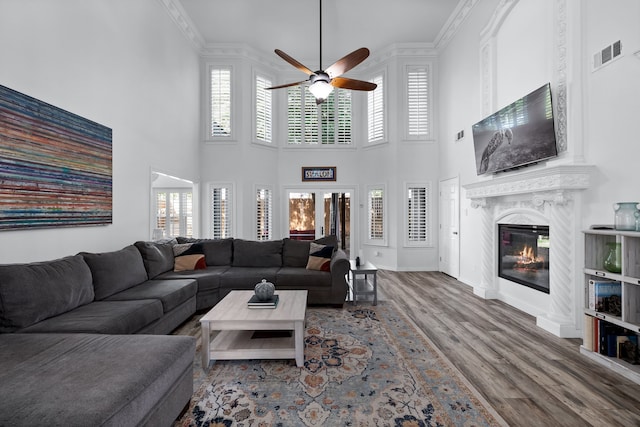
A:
286;189;352;257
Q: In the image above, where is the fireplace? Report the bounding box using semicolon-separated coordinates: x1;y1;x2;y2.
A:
498;224;550;293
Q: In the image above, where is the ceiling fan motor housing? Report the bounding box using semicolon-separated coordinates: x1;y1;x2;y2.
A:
310;72;331;84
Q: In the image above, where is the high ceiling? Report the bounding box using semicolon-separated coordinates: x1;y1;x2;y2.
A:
179;0;463;66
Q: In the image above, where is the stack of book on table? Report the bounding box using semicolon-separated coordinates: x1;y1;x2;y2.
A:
247;294;279;309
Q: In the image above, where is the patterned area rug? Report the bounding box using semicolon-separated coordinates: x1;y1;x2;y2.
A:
174;302;506;426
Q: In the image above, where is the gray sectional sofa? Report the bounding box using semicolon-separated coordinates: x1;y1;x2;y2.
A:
0;236;349;426
136;236;350;309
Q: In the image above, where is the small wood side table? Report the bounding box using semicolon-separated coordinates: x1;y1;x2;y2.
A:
348;260;378;305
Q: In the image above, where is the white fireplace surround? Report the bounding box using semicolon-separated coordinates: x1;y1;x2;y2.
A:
464;164;595;338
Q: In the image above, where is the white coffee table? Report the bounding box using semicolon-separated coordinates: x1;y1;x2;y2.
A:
200;290;308;368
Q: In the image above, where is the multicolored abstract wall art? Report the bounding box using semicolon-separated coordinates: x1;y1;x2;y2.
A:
0;85;112;230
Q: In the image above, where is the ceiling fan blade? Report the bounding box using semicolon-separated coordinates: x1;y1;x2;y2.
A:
266;80;308;90
330;77;377;91
274;49;315;76
325;47;370;78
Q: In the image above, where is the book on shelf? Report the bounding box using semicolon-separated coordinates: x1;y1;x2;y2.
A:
588;279;621;316
599;321;628;357
583;314;594;351
587;315;639;362
247;294;279;308
618;335;639;364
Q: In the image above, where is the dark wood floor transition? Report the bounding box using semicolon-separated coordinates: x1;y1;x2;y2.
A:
378;270;640;427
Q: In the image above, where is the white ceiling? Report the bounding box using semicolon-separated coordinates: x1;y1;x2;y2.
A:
178;0;463;67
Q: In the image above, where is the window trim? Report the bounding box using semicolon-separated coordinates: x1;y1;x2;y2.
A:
404;182;432;247
207;182;235;239
204;63;235;143
365;184;387;246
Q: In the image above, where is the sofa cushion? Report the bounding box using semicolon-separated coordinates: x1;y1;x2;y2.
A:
276;267;333;288
283;238;311;267
134;240;175;279
177;237;234;266
0;255;94;333
18;300;164;334
306;242;334;271
219;267;279;290
105;279;197;313
81;245;149;300
0;333;195;427
283;236;339;268
232;239;283;267
156;266;226;310
157;267;226;293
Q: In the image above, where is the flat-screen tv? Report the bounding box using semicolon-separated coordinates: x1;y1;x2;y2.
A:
472;83;558;175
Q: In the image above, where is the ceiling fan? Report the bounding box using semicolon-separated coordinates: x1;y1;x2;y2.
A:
266;0;377;104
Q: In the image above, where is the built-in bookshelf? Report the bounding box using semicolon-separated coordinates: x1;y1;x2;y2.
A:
582;228;640;384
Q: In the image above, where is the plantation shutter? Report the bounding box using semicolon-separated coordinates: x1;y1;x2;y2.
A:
407;186;428;243
304;89;318;144
287;87;303;144
368;188;384;240
256;188;272;241
336;90;352;144
211;185;232;239
154;189;193;238
155;192;167;233
320;94;335;144
287;87;351;145
368;75;384;142
255;75;272;143
210;68;231;137
407;66;429;137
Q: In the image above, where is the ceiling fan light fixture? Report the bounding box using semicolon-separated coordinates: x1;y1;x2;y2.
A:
308;80;333;103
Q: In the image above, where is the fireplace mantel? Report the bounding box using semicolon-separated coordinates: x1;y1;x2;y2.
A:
462;163;595;338
464;164;595;205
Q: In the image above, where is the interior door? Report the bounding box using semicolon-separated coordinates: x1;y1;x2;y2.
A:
287;190;351;256
439;177;460;278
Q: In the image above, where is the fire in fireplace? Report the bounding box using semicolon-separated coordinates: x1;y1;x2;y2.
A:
498;224;550;293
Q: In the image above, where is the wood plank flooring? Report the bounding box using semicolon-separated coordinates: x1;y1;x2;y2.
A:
377;270;640;427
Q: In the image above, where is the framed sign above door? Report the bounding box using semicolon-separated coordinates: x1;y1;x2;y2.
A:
301;166;336;182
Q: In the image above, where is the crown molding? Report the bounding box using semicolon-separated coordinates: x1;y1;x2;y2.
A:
200;43;288;70
434;0;480;51
356;43;437;71
156;0;205;52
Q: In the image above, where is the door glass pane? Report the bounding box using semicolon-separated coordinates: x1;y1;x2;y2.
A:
289;192;315;240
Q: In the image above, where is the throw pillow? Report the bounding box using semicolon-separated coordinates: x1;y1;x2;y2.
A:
306;242;334;272
174;254;207;272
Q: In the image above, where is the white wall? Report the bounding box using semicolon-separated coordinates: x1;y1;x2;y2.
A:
438;0;501;284
199;46;440;271
581;0;640;226
438;0;640;316
0;0;201;263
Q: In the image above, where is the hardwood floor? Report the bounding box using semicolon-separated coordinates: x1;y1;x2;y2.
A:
377;270;640;427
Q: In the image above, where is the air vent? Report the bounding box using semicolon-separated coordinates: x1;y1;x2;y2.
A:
593;40;623;71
